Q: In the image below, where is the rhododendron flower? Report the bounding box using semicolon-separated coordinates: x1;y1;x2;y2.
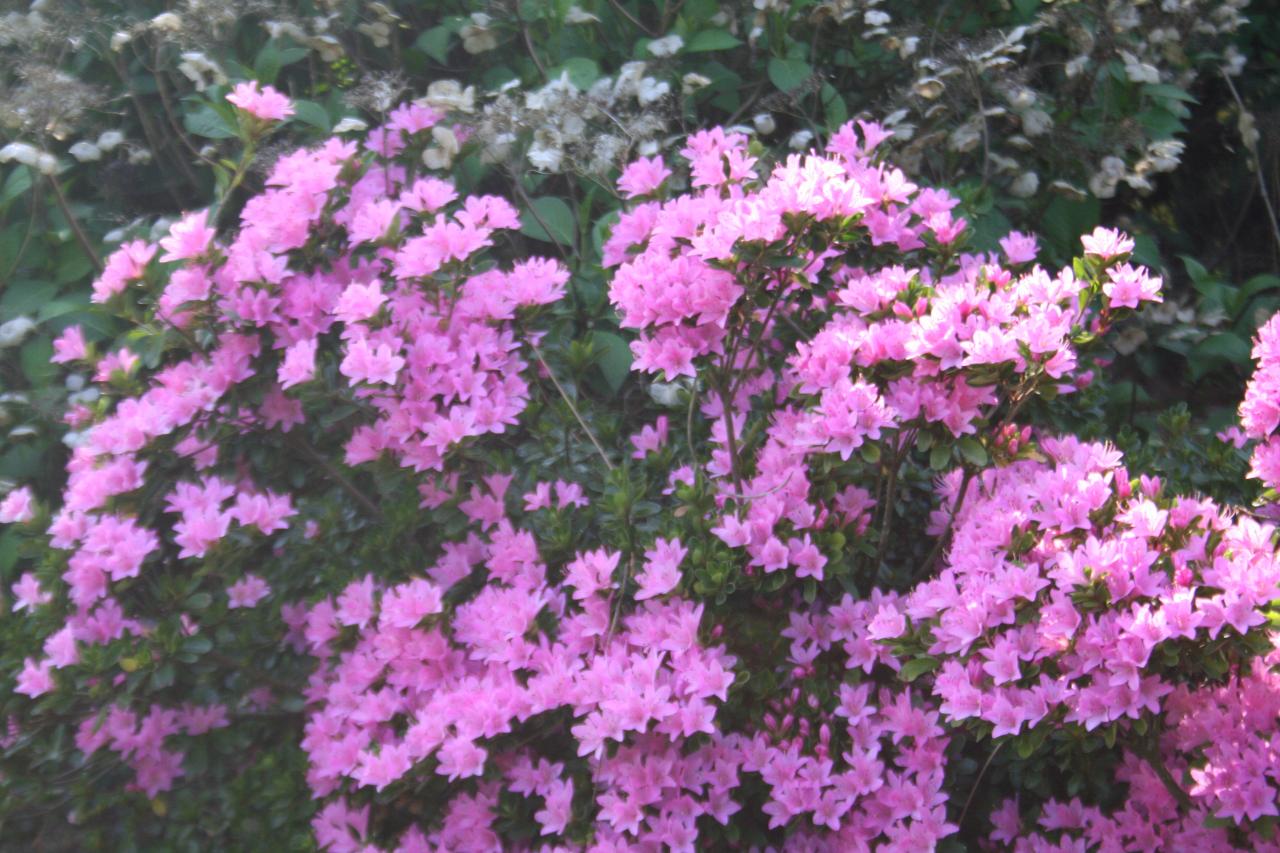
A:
159;210;216;262
227;574;270;609
1081;226;1135;260
617;155;672;198
51;324;88;363
278;337;318;388
634;537;687;600
92;240;155;302
15;657;54;698
226;80;294;121
339;337;404;385
0;486;35;523
11;572;52;612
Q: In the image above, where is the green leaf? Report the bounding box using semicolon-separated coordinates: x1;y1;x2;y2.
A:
768;57;811;93
186;592;213;610
590;330;632;394
1189;332;1251;379
20;335;54;385
899;656;940;682
520;196;576;246
415;25;453;63
685;30;741;52
1143;83;1198;104
820;83;847;129
0;279;58;320
183;635;213;655
184;105;238;139
929;443;952;470
0;166;33;208
958;437;988;467
554;57;600;90
255;41;283;84
290;99;331;131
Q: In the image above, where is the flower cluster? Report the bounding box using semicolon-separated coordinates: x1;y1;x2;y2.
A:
3;82;1279;849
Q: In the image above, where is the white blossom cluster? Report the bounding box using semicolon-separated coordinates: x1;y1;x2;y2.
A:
468;61;676;177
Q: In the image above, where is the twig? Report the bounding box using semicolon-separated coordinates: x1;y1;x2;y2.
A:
289;435;384;520
44;173;102;273
957;741;1004;829
605;0;657;36
1138;742;1195;811
509;172;572;262
915;467;975;580
1221;68;1280;256
531;341;615;471
518;11;548;80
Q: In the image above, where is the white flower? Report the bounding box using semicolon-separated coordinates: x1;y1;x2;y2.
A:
681;72;711;94
527;139;564;172
264;20;308;42
948;121;982;154
128;147;152;165
422;80;476;114
422;126;460;170
565;6;599;23
65;373;85;392
898;36;919;58
310;34;343;63
1007;87;1036;110
649;381;682;406
1009;171;1039;198
110;30;132;51
149;12;182;32
356;20;391;48
913;77;945;99
0;142;40;165
1065;55;1089;78
753;112;776;135
788;129;814;150
68;141;101;162
0;317;36;348
864;10;890;26
1089;172;1118;199
1125;62;1160;85
461;12;497;54
636;77;670;105
332;117;369;133
177;52;227;92
34;152;58;175
1100;155;1127;179
96;130;124;151
647;34;684;57
1021;109;1052;137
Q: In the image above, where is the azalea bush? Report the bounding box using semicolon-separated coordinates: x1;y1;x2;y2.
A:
3;78;1280;851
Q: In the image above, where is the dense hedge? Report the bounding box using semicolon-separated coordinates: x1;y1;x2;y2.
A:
1;2;1279;850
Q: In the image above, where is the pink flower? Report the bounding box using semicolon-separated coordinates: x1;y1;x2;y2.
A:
15;657;54;698
1103;263;1162;310
11;572;52;612
226;81;294;122
340;337;404;385
0;487;35;523
228;574;270;608
51;325;88;363
999;231;1038;264
159;210;216;262
617;155;672;198
634;537;687;600
1080;226;1135;260
278;337;318;389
